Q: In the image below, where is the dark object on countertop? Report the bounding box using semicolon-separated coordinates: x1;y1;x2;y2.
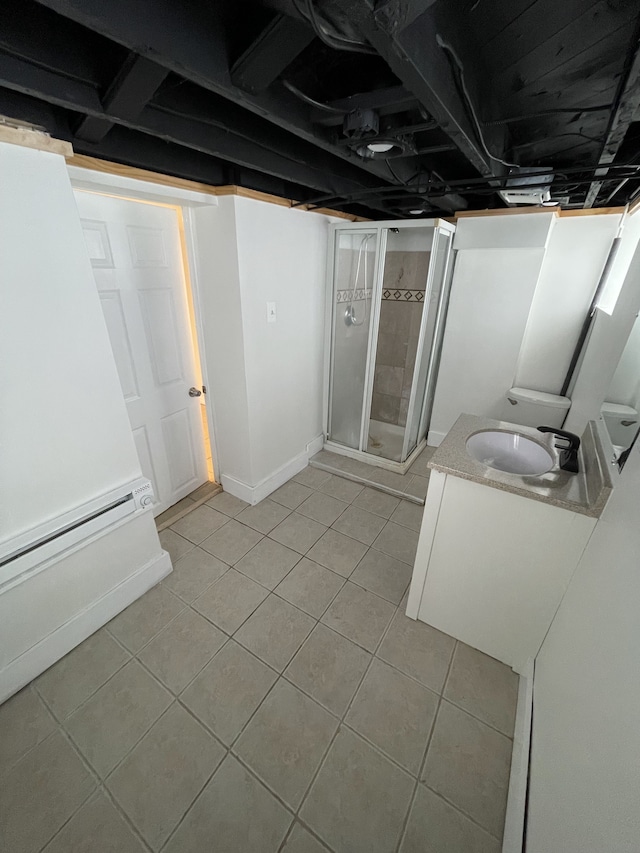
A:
537;427;581;474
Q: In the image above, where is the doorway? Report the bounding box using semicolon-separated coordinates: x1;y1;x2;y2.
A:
325;219;455;471
75;190;214;516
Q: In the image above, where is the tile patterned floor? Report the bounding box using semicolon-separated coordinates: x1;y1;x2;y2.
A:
0;465;518;853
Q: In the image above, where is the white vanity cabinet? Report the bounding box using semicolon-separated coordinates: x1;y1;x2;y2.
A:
407;470;597;674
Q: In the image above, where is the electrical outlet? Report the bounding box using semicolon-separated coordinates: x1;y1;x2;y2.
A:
267;301;277;323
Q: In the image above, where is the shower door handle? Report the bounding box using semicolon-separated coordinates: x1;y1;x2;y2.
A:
188;387;202;397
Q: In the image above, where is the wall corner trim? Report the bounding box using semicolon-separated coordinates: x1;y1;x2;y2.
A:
502;657;535;853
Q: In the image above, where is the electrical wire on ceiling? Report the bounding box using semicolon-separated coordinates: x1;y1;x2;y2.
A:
282;79;347;114
436;34;520;169
291;0;377;55
384;159;406;184
292;163;640;209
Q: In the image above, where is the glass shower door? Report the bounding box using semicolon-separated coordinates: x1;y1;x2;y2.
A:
402;226;455;459
327;230;379;450
367;226;434;462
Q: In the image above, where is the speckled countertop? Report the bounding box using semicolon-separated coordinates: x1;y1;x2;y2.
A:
429;413;614;517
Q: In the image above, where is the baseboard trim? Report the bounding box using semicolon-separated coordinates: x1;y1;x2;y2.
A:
221;435;324;505
306;434;324;458
502;658;534;853
0;549;172;704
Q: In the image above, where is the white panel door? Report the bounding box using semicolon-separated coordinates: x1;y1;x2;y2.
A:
75;191;208;515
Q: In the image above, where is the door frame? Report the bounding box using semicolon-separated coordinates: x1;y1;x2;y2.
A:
68;164;221;487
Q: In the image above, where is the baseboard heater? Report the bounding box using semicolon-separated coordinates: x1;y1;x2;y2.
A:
0;477;153;593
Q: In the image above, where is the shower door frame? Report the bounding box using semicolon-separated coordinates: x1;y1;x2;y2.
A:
400;225;456;462
323;218;456;473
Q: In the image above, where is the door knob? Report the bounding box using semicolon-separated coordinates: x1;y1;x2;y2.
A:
189;387;202;397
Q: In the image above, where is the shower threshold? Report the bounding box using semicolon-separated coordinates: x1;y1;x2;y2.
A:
310;444;432;504
322;433;426;476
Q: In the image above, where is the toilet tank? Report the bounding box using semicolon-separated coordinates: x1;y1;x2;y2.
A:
506;387;571;429
601;402;638;447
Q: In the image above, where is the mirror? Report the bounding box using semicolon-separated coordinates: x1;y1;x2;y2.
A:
601;313;640;468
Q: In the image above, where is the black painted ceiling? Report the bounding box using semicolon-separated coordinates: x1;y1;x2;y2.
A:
1;0;639;217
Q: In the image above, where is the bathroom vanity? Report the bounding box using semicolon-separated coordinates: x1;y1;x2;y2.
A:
407;414;614;673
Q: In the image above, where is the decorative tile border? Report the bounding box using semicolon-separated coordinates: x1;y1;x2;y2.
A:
382;288;425;302
336;288;372;303
336;288;425;303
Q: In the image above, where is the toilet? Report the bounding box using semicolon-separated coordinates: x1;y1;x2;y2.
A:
506;387;572;429
601;402;639;448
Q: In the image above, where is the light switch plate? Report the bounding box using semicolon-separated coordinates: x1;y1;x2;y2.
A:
267;301;277;323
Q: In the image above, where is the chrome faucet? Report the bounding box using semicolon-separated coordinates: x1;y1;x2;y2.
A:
537;427;581;473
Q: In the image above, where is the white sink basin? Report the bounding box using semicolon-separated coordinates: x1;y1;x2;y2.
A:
466;430;554;476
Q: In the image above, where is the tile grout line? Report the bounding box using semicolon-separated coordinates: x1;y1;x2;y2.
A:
87;682;231;853
393;638;458;853
163;587;405;850
20;728;99;853
156;746;233;852
38;724;154;853
439;642;516;739
283;592;410;851
394;640;510;846
438;695;517;741
0;688;59;783
152;745;232;852
419;781;506;844
32;642;134;728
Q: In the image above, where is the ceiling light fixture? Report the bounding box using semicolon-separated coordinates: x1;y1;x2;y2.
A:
367;141;394;153
409;209;426;215
352;136;416;160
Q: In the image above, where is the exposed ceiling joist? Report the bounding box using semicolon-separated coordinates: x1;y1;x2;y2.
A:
0;50;394;203
373;0;438;34
230;13;314;94
30;0;410;185
583;27;640;208
75;53;170;143
343;0;502;178
0;85;382;216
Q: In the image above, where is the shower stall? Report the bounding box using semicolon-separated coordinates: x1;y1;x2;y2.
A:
323;219;455;471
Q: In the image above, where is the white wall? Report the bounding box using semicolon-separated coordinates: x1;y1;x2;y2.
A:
428;212;640;446
428;213;554;445
194;196;334;502
527;434;640;852
0;140;167;701
0;142;141;543
235;196;331;486
607;314;640;409
515;214;621;392
597;213;640;314
565;242;640;434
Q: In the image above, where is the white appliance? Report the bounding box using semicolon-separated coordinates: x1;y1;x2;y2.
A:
0;478;155;595
506;387;571;429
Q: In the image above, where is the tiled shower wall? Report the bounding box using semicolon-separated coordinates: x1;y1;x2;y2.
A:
371;252;430;427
